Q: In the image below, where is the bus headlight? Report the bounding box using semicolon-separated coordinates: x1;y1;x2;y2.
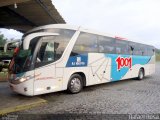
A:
19;77;28;82
11;76;30;84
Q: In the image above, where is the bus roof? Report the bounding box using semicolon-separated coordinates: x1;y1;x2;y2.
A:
26;24;114;38
25;24;154;48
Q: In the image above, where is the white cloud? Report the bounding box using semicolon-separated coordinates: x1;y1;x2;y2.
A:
0;28;23;40
53;0;160;48
0;0;159;48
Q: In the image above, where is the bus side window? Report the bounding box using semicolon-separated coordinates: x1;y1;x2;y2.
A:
141;44;148;56
148;46;155;56
115;40;129;55
98;36;116;54
36;41;55;67
71;32;98;56
130;42;141;56
129;45;134;55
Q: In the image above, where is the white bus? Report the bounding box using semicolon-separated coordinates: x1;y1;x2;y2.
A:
0;40;20;60
9;24;155;96
3;40;20;53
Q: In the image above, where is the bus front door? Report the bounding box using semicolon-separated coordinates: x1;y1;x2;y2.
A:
33;40;62;95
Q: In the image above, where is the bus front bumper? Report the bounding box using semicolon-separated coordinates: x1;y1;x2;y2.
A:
9;81;34;96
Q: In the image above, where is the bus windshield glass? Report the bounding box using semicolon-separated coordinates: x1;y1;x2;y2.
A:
9;37;38;74
10;29;75;74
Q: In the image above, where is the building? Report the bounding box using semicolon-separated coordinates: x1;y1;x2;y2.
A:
0;0;65;33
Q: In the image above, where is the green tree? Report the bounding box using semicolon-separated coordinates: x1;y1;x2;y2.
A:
156;48;160;54
0;33;7;46
155;48;160;61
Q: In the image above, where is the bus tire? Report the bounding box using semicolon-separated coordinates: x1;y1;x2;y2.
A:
67;74;83;94
138;68;144;80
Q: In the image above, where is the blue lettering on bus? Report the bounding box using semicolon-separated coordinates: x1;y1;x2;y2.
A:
66;54;88;67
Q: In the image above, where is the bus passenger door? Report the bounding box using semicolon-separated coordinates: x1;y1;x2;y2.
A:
33;39;62;95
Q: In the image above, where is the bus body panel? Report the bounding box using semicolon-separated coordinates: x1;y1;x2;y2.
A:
9;70;34;96
31;30;80;95
148;55;156;74
88;53;111;85
33;64;64;95
11;53;154;96
63;67;89;90
63;53;155;89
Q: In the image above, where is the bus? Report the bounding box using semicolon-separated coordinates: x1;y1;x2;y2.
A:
0;40;20;63
8;24;155;96
3;40;20;53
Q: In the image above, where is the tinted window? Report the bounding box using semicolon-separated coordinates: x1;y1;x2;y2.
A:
129;42;142;55
148;46;155;56
129;42;154;56
115;40;129;54
34;29;75;68
98;36;116;54
71;32;98;55
140;44;148;56
128;42;134;55
37;41;55;63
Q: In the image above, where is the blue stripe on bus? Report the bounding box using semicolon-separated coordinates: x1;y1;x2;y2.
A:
66;53;151;81
105;54;151;81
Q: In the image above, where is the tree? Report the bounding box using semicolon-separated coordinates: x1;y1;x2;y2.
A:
0;33;7;46
156;48;160;54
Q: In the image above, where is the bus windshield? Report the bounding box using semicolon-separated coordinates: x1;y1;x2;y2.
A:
9;29;75;74
12;49;32;73
9;37;37;74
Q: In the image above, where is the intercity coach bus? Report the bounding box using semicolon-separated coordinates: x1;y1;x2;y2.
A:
8;24;155;96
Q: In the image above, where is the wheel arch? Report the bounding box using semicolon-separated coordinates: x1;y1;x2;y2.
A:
69;72;87;87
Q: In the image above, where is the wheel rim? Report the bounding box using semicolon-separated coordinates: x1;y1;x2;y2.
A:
70;77;81;93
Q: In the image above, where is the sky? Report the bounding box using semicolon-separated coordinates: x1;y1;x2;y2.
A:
0;0;160;48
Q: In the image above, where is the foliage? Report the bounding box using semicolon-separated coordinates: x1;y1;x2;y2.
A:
156;48;160;61
156;53;160;61
156;49;160;54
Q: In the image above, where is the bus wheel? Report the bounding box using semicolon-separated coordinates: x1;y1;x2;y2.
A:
67;74;83;94
138;68;144;80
